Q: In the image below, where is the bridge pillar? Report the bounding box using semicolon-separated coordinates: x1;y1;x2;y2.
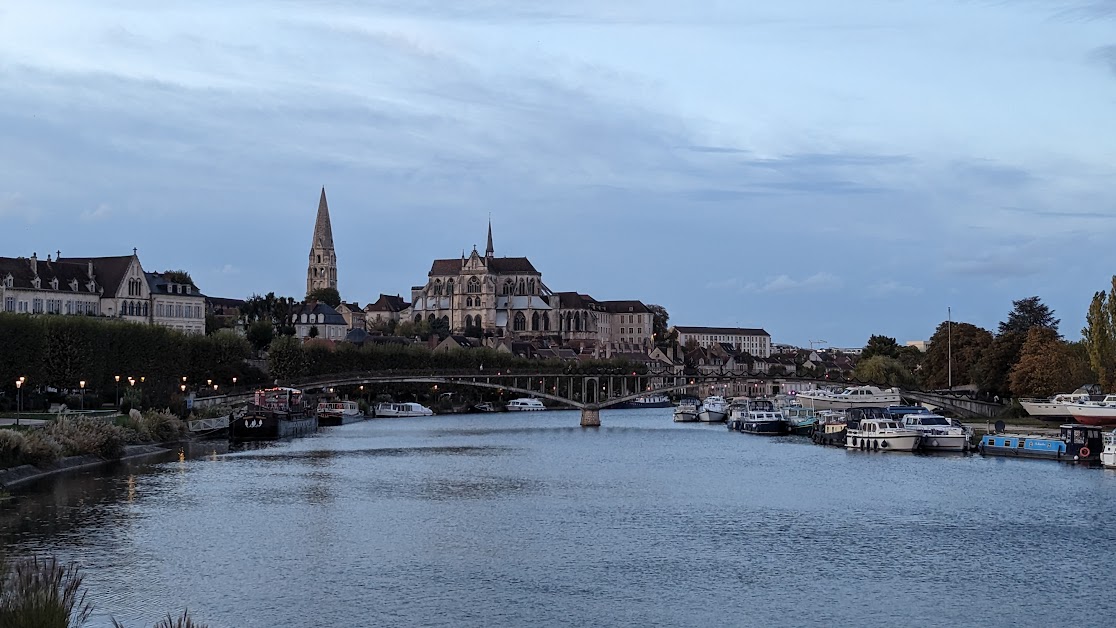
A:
580;406;601;428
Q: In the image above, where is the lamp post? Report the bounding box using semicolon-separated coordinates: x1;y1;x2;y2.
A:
79;380;86;411
15;378;23;426
115;375;121;408
232;376;237;390
947;306;952;391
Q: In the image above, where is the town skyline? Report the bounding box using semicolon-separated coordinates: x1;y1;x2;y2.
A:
2;1;1114;347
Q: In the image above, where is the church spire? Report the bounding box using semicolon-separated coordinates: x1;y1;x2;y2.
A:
312;187;334;249
485;216;494;259
307;186;338;296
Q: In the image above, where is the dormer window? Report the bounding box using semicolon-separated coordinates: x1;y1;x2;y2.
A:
4;275;13;288
70;279;79;291
50;278;59;290
32;277;41;289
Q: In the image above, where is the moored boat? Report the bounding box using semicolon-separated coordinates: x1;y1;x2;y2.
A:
674;396;701;423
797;386;902;410
783;406;817;436
698;395;728;423
614;394;673;410
899;412;971;452
1066;395;1116;426
506;398;546;412
1102;430;1116;469
315;400;364;427
812;410;848;447
1020;392;1093;422
374;402;434;417
474;402;497;413
978;424;1103;462
231;387;317;442
740;407;788;435
845;417;921;452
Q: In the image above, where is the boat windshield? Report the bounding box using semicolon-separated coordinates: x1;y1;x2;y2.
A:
916;417;950;426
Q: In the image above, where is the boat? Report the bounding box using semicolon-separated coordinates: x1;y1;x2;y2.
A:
506;398;546;412
674;396;701;423
474;402;497;413
231;387;317;442
1102;430;1116;469
1066;395;1116;426
978;424;1103;462
812;410;848;447
315;400;364;427
698;395;728;423
740;405;788;436
782;406;817;436
796;386;903;410
613;394;673;410
898;412;972;452
845;417;921;452
374;402;434;417
1020;392;1094;422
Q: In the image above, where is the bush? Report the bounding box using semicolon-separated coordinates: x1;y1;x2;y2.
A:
0;429;26;468
139;410;186;443
119;399;132;416
0;555;92;628
19;431;63;467
45;416;127;460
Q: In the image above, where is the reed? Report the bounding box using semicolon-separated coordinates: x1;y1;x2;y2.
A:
111;610;207;628
0;555;92;628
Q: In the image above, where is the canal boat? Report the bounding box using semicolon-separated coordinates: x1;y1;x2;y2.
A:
1101;430;1116;469
506;398;546;412
812;410;848;446
1020;392;1093;423
1066;395;1116;427
740;408;788;435
674;396;701;423
613;394;673;410
316;400;364;427
978;424;1103;462
374;402;434;417
698;395;728;423
231;387;317;442
796;386;902;410
899;412;971;452
845;417;921;452
783;405;817;436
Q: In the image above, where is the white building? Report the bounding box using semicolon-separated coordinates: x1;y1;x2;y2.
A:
289;301;348;341
145;271;206;335
671;326;772;358
0;253;102;316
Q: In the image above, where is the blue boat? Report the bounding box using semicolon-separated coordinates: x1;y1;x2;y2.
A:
978;424;1103;462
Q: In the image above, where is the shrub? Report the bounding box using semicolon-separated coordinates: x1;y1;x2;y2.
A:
19;431;63;467
46;416;127;460
139;410;186;443
119;399;132;416
0;429;26;468
0;556;92;628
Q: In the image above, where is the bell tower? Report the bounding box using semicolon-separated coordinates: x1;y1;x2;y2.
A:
307;187;337;296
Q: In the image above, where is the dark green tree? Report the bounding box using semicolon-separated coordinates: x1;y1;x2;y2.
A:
853;355;917;388
1083;282;1116;391
306;287;341;308
308;326;320;339
999;296;1059;337
246;320;275;352
922;321;993;390
861;334;900;360
971;331;1025;397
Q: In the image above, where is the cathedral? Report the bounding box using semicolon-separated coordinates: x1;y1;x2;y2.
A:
306;187;337;296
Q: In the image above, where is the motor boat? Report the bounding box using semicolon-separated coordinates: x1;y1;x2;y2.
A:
474;402;497;413
740;408;788;435
698;395;728;422
1019;392;1093;422
613;394;673;409
674;396;700;422
796;386;902;410
782;405;817;436
899;412;971;452
374;402;434;417
1066;395;1116;426
507;398;546;411
845;418;920;452
812;410;848;447
315;400;364;427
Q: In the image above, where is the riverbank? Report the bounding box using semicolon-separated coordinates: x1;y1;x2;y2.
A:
0;443;176;490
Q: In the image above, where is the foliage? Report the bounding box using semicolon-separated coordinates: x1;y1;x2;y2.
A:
972;331;1025;397
308;326;319;339
428;317;450;341
45;416;127;460
161;270;194;286
852;356;917;389
267;336;308;380
999;296;1060;337
204;314;231;336
246;320;274;352
306;287;341;308
1082;282;1116;391
0;429;25;468
1009;327;1093;398
922;321;993;390
17;431;63;467
646;304;673;348
0;556;92;628
139;409;187;443
241;292;298;336
861;335;900;360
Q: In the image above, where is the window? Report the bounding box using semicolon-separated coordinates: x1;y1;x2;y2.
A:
468;277;480;294
464;315;473;328
433;280;442;296
514;311;526;331
502;279;513;295
466;297;473;308
531;311;540;331
542;313;550;331
446;279;454;295
4;297;13;312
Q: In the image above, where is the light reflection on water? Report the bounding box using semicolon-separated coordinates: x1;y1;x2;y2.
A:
3;409;1116;627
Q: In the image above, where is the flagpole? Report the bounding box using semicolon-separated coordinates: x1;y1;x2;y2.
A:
947;306;952;390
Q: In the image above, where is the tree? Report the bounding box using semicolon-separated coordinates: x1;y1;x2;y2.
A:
971;331;1025;397
429;317;450;341
1009;327;1092;398
999;296;1060;337
895;345;925;377
308;325;320;339
861;335;900;360
1083;282;1116;391
853;355;917;389
646;304;673;348
205;313;231;335
246;320;275;352
306;287;341;308
922;321;993;390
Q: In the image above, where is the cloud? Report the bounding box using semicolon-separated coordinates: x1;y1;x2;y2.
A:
683;145;750;154
0;192;39;223
1001;206;1115;220
757;273;842;293
219;264;239;275
80;203;111;222
868;280;923;296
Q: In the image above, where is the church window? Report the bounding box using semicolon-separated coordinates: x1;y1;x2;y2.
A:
531;311;540;331
446;279;454;295
502;279;513;295
574;313;582;332
464;315;473;328
414;314;422;323
513;312;526;332
468;277;481;294
433;280;442;296
317;255;321;263
542;313;550;331
582;312;589;330
428;313;436;322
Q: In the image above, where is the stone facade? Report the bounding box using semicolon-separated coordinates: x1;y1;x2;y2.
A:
0;253;102;316
289;300;347;341
306;187;337;296
672;326;772;358
146;271;206;335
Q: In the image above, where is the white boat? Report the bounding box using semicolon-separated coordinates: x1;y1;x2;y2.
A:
797;386;902;410
1067;395;1116;427
474;402;497;413
1101;430;1116;469
315;400;364;426
374;402;434;418
1019;392;1092;421
845;418;921;452
507;398;546;411
899;413;971;451
698;395;728;422
674;396;700;422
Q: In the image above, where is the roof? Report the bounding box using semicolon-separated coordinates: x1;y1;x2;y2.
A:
337;301;364;312
428;256;539;276
599;300;649;314
206;296;246;309
290;300;346;326
673;326;771;337
365;294;409;312
144;271;205;298
0;256;101;294
57;255;134;295
554;292;600;309
311;187;334;251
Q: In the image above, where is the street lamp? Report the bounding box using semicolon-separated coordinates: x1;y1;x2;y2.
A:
79;380;86;411
207;379;212;387
115;375;121;408
213;384;219;392
180;384;187;393
232;376;237;388
15;378;23;426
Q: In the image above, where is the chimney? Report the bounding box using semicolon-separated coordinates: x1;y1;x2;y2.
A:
88;261;94;279
30;252;37;276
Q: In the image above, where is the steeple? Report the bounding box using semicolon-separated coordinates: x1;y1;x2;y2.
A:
485;216;494;259
307;186;338;296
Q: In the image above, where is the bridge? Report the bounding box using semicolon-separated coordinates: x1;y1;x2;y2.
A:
189;368;1007;426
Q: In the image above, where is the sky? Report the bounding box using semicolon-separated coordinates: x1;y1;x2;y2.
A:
1;0;1114;348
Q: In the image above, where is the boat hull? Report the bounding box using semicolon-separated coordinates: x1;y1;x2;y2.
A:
916;433;969;452
1102;449;1116;469
799;397;902;411
317;412;364;427
698;410;726;423
741;419;788;435
673;411;699;423
1069;414;1116;427
614;399;674;410
813;426;847;447
845;434;920;452
230;412;317;442
1019;400;1075;422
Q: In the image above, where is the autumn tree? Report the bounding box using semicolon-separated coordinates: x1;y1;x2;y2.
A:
1009;327;1091;398
971;331;1025;397
1083;280;1116;391
922;321;993;390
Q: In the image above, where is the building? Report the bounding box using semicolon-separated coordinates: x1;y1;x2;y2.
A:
306;187;337;296
0;252;102;316
336;302;365;331
601;300;652;349
289;300;347;341
671;326;772;358
906;340;929;352
364;294;409;329
58;250;153;322
206;297;247;328
405;221;555;339
145;271;206;335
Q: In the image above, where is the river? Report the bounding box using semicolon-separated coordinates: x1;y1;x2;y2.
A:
3;409;1116;627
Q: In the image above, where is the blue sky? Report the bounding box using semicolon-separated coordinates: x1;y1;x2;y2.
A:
1;0;1114;347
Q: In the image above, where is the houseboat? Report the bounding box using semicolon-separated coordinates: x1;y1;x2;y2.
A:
740;408;788;435
845;417;921;452
782;405;818;436
674;396;701;423
812;410;848;447
796;386;902;410
315;400;364;427
507;398;546;412
698;395;729;423
374;402;434;417
899;412;972;452
230;387;317;442
978;424;1103;462
614;394;673;410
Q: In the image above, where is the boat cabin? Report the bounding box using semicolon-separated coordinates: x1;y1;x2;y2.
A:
252;387;304;412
